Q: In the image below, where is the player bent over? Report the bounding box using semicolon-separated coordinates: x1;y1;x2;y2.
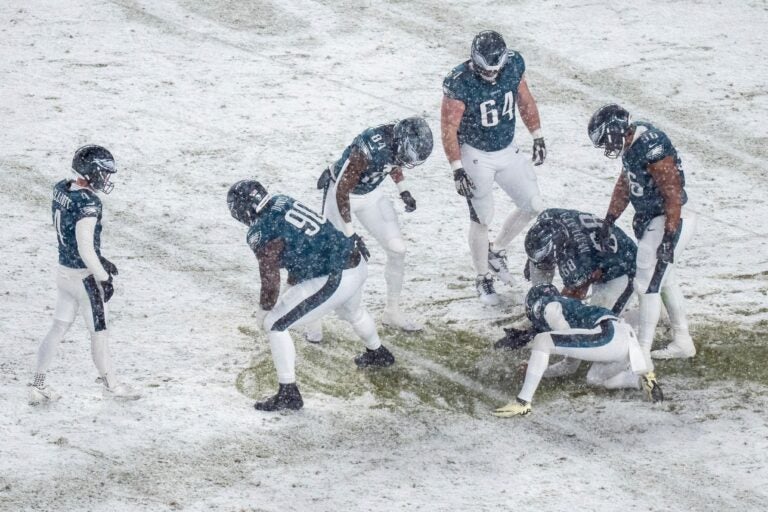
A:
227;180;395;412
515;208;637;386
588;104;697;366
493;284;659;418
311;117;433;337
30;145;140;405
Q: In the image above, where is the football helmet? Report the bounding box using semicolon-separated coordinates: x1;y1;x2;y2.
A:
471;30;508;81
525;222;556;263
394;117;433;168
588;104;631;159
72;145;116;193
227;179;269;225
524;283;560;323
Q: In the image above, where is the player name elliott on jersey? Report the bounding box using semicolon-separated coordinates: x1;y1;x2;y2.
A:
52;179;103;269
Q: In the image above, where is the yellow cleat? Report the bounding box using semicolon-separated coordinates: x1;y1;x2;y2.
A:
492;399;532;418
641;372;664;403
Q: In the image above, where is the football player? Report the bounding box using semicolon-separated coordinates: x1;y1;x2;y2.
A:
492;284;658;418
310;117;433;338
524;208;637;315
522;208;638;384
228;180;395;412
589;104;697;368
29;145;140;405
441;30;546;305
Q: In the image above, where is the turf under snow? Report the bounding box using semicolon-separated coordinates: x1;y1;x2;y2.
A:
1;1;767;510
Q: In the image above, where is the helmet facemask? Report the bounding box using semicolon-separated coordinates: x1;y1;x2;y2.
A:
394;117;434;169
471;31;508;82
72;145;116;194
227;180;269;226
588;104;631;159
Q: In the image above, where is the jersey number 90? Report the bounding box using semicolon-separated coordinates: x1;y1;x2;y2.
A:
285;202;325;236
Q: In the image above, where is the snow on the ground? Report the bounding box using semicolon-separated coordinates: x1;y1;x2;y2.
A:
1;1;767;510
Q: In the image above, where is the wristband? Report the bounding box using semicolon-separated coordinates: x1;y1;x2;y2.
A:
342;222;355;237
396;180;408;194
450;160;463;172
531;129;543;139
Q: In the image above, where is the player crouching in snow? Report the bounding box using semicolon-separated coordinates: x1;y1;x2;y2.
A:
492;284;659;418
227;180;395;412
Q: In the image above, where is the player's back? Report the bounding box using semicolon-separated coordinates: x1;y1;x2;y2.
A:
532;295;617;332
51;179;103;269
248;194;355;283
331;124;398;195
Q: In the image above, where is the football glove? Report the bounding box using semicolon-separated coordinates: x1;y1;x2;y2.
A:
596;215;617;253
351;233;370;261
100;276;114;303
532;138;546;166
657;232;675;264
99;256;118;276
453;167;475;198
400;191;417;212
494;327;536;350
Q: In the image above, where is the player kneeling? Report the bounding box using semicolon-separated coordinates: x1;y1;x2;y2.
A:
227;180;395;412
493;284;661;418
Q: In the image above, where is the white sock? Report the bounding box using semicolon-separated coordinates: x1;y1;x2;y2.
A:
638;293;662;371
660;270;691;339
518;350;549;403
469;222;490;274
494;209;534;249
90;330;116;388
268;331;296;384
349;310;381;350
384;246;406;312
35;319;72;376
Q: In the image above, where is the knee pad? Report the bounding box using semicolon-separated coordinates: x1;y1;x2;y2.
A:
385;237;406;256
526;195;544;215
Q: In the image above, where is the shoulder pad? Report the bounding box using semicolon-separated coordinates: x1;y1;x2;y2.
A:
73;190;102;217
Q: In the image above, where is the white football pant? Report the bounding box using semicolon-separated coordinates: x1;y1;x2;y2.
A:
519;320;646;403
259;260;381;384
36;266;115;384
634;208;697;370
460;143;543;274
323;177;410;314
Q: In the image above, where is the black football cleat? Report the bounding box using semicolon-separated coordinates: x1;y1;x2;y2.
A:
254;383;303;411
354;345;395;368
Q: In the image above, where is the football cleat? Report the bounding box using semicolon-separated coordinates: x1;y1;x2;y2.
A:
492;398;532;418
102;383;142;401
641;372;663;403
254;383;304;411
475;273;500;306
381;309;423;332
354;345;395;369
28;385;60;405
651;335;696;359
488;246;513;284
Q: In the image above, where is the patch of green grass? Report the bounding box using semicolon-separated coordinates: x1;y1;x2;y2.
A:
235;319;768;416
652;322;768;386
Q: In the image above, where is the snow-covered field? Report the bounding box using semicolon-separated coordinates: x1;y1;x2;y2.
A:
2;1;767;510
